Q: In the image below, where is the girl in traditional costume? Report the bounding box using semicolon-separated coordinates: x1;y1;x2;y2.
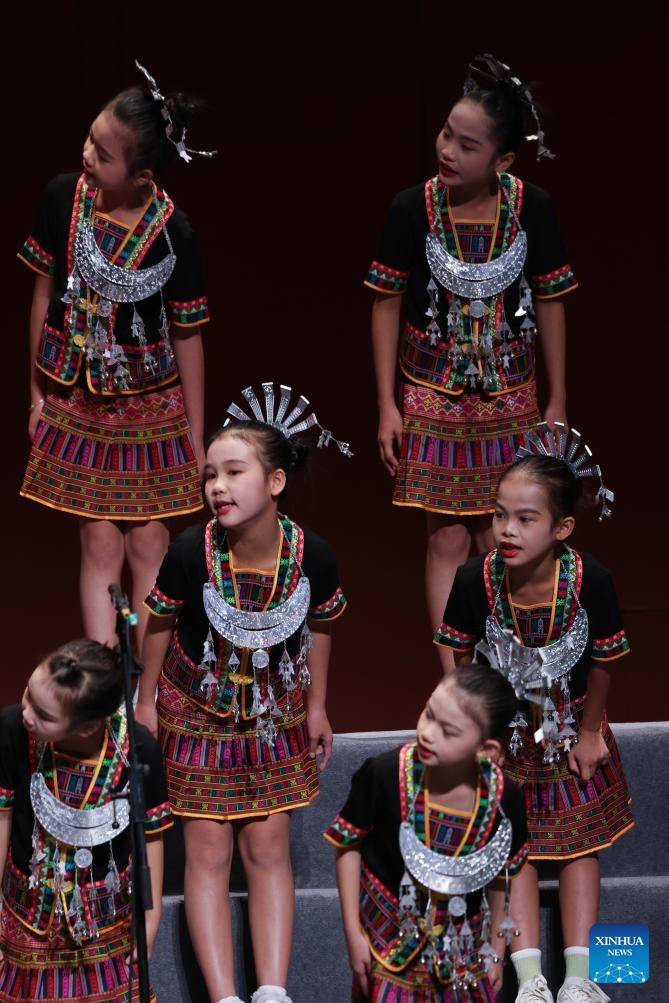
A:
325;662;528;1002
19;61;215;648
136;383;350;1003
366;53;577;631
435;426;631;1003
0;638;172;1003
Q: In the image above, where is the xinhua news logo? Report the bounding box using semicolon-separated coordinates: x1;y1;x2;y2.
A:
589;923;649;985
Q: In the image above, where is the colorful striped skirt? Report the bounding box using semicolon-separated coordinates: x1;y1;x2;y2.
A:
157;677;320;819
394;380;540;514
350;959;496;1003
0;909;156;1003
20;383;204;520
504;702;634;859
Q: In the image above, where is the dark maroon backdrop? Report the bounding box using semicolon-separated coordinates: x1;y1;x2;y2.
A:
2;6;665;730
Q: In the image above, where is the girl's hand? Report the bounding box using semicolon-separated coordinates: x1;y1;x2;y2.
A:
134;699;159;739
377;403;403;476
568;728;609;781
542;403;568;432
28;399;45;440
306;707;333;770
346;927;372;997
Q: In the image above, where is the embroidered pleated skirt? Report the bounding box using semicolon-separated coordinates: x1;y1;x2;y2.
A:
20;383;203;520
504;702;634;859
394;381;540;514
0;910;156;1003
351;957;496;1003
157;676;320;819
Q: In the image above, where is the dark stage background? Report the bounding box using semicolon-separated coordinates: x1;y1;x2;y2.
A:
2;6;665;730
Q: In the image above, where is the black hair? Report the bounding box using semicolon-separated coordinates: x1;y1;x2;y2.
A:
443;663;519;743
45;639;122;726
461;55;542;154
205;419;309;501
104;85;200;176
499;454;583;522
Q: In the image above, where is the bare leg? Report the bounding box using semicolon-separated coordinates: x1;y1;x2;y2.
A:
79;519;125;644
237;813;294;987
425;514;472;632
471;514;494;556
124;520;170;651
509;861;541;950
558;855;600;946
183;818;237;1002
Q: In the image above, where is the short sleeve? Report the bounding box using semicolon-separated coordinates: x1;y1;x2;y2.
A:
522;183;578;300
17;175;69;277
0;706;24;808
144;522;203;616
135;724;173;835
323;755;377;847
304;529;347;622
582;558;630;663
434;560;484;652
163;208;210;327
364;189;418;295
501;776;528;876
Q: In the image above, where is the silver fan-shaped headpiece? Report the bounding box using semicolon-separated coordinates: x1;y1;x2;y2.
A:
224;382;353;458
515;421;613;520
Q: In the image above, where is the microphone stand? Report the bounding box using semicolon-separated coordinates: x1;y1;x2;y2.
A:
108;584;152;1003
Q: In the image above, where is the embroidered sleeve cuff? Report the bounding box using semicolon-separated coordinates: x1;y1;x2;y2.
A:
592;629;630;661
323;814;369;847
506;842;528;876
145;586;185;616
364;260;408;294
309;588;347;622
433;625;476;651
144;801;174;834
18;237;55;277
0;785;14;809
169;296;210;327
532;263;578;299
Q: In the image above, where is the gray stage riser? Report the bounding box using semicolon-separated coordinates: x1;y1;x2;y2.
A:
153;724;668;1002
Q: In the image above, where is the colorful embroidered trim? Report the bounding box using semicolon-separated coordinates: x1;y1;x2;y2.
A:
17;236;55;276
364;260;408;294
533;262;578;298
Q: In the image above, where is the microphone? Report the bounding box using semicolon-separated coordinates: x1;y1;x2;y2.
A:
108;583;131;615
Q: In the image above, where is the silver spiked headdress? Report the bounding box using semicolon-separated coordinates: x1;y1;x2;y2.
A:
516;421;614;520
224;382;353;458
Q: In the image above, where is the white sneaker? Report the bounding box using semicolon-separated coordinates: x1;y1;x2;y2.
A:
214;997;245;1003
516;974;555;1002
556;979;611;1002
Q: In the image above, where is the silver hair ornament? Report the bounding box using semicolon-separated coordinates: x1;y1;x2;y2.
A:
516;421;614;520
225;382;354;458
135;59;218;163
464;53;555;161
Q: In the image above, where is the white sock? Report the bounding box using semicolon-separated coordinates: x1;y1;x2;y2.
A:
511;947;543;984
564;946;589;981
